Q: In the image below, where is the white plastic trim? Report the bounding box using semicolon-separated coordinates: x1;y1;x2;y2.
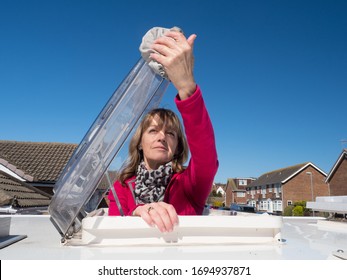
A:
77;215;283;246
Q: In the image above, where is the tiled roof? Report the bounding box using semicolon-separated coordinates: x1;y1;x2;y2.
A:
0;140;77;182
325;149;347;183
226;178;238;191
0;171;51;208
248;162;309;187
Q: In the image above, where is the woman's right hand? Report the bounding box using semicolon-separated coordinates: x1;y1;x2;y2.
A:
133;202;179;233
150;30;197;101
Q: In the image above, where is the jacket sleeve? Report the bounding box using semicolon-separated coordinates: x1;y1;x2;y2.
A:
175;85;218;208
108;180;136;216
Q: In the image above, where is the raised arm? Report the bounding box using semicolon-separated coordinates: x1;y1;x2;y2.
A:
150;31;197;100
151;30;218;209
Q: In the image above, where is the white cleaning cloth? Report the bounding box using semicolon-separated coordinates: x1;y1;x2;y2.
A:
139;26;183;79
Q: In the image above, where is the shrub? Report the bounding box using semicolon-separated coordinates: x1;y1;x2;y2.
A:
294;201;306;208
213;201;224;208
283;205;294;216
292;205;304;216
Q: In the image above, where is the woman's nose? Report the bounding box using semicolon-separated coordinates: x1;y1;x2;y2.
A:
157;130;166;142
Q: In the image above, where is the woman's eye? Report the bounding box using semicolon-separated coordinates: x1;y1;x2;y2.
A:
166;131;175;137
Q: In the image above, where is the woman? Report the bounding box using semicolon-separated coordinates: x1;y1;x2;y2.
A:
108;30;218;233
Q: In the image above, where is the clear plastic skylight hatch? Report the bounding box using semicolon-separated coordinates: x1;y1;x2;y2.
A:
49;58;170;239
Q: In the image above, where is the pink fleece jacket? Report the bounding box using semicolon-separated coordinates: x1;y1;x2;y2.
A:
108;85;218;216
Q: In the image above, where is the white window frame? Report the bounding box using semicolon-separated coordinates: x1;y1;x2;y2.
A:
259;200;269;211
273;200;282;211
261;186;266;194
238;179;247;186
249;200;256;208
236;192;245;198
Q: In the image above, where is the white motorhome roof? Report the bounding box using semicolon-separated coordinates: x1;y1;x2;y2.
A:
1;214;346;260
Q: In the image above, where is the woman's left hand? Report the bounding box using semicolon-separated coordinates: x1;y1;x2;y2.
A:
150;30;197;100
133;202;179;233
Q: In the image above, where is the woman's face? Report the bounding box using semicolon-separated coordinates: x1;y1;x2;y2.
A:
140;114;178;170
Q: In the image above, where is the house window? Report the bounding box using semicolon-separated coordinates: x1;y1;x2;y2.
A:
261;186;266;194
274;184;281;198
287;200;292;206
268;185;272;192
249;200;256;208
261;186;266;198
236;192;245;197
259;201;263;210
273;200;282;211
238;179;247;186
259;200;268;211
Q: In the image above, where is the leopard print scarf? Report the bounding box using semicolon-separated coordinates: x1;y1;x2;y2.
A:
134;161;173;204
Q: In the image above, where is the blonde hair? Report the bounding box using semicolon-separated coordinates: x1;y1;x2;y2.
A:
118;108;189;185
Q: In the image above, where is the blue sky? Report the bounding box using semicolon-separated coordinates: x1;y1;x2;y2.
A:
1;0;346;183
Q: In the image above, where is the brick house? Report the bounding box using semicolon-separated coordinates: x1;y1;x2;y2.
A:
0;140;116;211
207;183;226;206
0;140;77;195
225;177;256;207
246;162;329;214
0;140;77;211
0;171;51;212
325;149;347;196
